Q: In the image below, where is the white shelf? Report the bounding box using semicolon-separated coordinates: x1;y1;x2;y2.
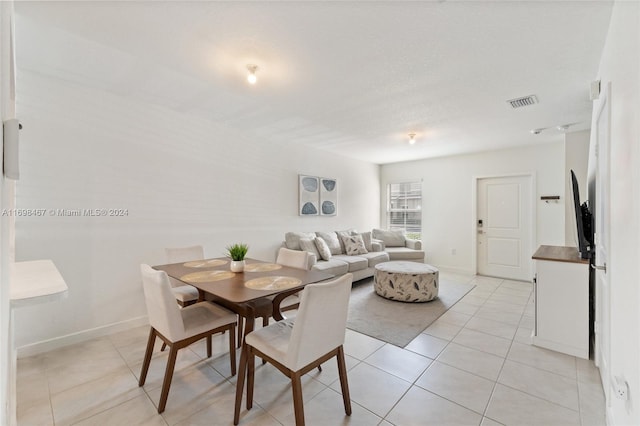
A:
10;259;68;308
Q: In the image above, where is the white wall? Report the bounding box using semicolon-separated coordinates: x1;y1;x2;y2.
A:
590;1;640;424
380;142;565;275
12;70;380;351
564;130;590;246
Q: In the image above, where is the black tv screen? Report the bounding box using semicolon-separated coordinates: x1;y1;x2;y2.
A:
571;170;592;259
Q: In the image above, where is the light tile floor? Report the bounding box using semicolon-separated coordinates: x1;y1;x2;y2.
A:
16;273;606;426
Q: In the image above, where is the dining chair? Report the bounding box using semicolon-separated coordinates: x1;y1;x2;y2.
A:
234;273;353;426
165;245;203;307
274;247;313;313
235;248;311;344
138;264;237;413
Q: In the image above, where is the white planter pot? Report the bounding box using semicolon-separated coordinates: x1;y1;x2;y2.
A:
230;260;245;272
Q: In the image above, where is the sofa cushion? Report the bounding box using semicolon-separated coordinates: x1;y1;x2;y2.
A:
311;259;349;276
385;247;425;261
341;234;368;255
372;228;406;247
314;237;332;260
285;232;316;250
316;231;342;255
356;251;390;268
331;255;368;272
299;238;320;259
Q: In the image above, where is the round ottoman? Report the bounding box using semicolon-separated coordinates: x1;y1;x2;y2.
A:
374;261;439;302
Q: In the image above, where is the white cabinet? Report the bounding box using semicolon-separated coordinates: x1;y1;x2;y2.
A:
532;245;589;359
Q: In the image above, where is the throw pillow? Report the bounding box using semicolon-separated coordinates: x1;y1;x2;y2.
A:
285;231;316;250
336;229;357;253
298;238;321;259
316;231;342;255
360;231;373;251
372;228;406;247
314;237;332;260
341;234;368;255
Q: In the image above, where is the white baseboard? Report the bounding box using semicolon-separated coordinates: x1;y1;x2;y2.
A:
16;316;149;358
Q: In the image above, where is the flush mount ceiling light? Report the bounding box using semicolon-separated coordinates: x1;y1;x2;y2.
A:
408;133;416;145
530;123;575;135
246;64;258;85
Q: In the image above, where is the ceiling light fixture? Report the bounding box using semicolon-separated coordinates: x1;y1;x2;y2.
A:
530;123;576;135
408;133;416;145
246;64;258;85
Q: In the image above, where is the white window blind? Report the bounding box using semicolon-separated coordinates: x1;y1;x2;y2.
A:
387;181;422;239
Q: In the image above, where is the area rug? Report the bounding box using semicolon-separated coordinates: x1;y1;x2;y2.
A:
347;277;474;347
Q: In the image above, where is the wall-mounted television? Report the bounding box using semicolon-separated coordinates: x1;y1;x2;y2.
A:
571;170;593;259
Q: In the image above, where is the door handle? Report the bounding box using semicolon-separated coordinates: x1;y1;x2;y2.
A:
591;263;607;273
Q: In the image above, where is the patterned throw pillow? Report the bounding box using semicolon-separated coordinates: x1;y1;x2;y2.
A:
341;234;368;255
336;229;357;253
299;238;321;259
314;237;333;260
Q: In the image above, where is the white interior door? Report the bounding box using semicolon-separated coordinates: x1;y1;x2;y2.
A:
477;175;533;281
594;83;611;403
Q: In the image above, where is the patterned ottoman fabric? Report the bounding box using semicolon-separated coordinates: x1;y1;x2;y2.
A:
374;261;439;302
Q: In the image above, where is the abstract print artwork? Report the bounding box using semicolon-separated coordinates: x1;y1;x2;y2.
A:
320;178;337;216
299;175;319;216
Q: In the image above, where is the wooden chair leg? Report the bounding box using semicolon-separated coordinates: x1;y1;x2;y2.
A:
261;316;269;365
139;328;156;386
234;343;249;425
157;344;179;413
206;335;212;358
247;348;255;410
336;346;352;416
291;371;306;426
160;342;167;352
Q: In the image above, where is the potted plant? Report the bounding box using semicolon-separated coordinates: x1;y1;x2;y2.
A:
226;243;249;272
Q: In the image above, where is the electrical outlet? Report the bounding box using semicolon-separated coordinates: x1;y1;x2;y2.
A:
613;376;629;400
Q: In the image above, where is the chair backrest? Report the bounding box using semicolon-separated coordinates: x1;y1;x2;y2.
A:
286;273;353;370
276;247;311;270
140;264;185;341
165;245;205;264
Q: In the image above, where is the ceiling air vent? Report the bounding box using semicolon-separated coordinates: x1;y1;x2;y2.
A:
507;95;538;109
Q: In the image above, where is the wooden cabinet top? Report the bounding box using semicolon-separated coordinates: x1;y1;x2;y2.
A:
532;245;590;264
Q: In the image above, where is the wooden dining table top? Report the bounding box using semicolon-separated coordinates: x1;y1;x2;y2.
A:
153;257;333;304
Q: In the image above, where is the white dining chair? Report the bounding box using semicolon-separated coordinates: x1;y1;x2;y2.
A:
138;264;237;413
234;273;353;426
165;245;203;307
235;248;311;343
275;247;312;312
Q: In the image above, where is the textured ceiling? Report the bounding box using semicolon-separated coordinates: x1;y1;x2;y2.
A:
14;1;613;164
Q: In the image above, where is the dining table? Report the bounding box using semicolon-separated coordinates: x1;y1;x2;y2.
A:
152;256;334;424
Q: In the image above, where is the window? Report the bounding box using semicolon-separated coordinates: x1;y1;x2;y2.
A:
387;181;422;240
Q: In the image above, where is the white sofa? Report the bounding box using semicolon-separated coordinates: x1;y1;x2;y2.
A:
283;229;424;282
